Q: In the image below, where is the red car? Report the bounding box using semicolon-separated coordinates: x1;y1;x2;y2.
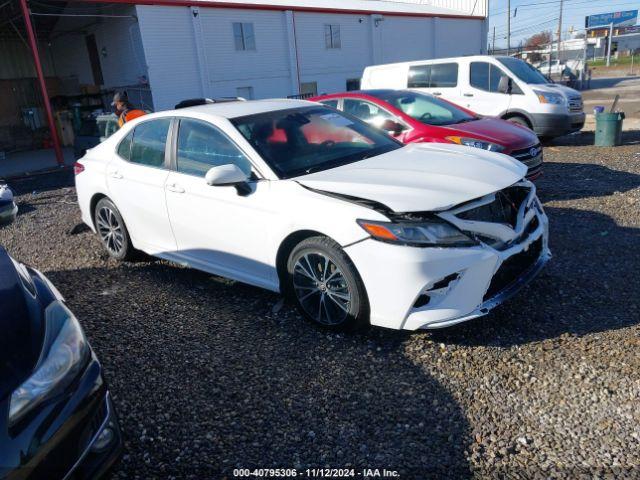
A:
311;90;542;180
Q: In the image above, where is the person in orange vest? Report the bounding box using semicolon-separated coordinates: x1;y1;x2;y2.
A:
112;91;146;128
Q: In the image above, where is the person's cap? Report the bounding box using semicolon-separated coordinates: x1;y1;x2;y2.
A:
111;91;128;106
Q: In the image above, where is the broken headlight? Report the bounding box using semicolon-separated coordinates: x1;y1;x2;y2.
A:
357;219;476;247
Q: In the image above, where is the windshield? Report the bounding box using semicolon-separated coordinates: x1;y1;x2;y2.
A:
232;106;402;179
371;91;475;126
498;57;548;85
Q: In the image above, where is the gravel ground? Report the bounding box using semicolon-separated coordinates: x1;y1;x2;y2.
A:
1;132;639;479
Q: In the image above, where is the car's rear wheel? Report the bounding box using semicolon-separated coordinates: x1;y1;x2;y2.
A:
286;236;369;331
94;198;136;261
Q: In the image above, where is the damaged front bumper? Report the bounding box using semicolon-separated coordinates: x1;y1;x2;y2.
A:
344;181;550;330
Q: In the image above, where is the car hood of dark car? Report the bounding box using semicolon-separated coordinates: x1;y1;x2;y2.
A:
0;248;47;400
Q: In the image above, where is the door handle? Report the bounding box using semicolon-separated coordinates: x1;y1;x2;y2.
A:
109;171;123;179
166;183;185;193
432;92;442;96
464;93;474;97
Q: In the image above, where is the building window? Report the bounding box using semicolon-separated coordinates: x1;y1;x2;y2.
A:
233;22;256;51
237;86;254;100
324;24;341;49
346;78;360;91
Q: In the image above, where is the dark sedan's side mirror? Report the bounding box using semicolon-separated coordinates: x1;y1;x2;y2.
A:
0;185;18;227
381;119;405;136
497;76;513;95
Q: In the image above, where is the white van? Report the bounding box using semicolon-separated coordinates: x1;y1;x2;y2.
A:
361;55;585;139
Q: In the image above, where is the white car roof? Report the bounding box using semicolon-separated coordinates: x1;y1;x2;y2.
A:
147;98;317;121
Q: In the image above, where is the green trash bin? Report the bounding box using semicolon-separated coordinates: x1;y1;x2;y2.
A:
595;112;625;146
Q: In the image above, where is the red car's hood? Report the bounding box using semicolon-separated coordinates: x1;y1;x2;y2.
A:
438;118;539;152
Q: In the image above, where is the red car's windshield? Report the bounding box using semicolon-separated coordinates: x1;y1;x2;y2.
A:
371;91;476;127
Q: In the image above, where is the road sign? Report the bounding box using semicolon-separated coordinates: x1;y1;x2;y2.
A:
585;10;638;29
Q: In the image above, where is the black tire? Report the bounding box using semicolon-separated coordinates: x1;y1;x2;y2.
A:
506;115;532;130
94;198;137;261
286;236;369;331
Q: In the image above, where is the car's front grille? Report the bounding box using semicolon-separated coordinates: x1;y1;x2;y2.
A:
510;144;543;171
483;238;543;301
568;95;583;112
456;184;531;228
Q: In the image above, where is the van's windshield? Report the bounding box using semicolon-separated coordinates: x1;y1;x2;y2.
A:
498;57;548;85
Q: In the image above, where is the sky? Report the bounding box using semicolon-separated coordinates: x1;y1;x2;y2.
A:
488;0;640;49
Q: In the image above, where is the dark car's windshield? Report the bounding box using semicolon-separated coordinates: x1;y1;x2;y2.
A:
232;106;402;179
371;90;476;126
498;57;548;85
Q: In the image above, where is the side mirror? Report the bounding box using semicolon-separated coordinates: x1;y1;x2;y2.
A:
381;119;405;136
497;76;512;94
0;184;18;227
205;164;252;195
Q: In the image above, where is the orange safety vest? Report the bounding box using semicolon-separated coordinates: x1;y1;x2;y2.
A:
118;108;146;127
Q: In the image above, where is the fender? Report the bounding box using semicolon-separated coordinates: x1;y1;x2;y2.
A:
498;109;535;127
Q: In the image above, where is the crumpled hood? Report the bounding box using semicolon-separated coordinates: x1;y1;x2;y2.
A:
296;143;527;212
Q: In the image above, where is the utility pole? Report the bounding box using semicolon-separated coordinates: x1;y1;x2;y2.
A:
557;0;563;71
492;26;496;55
606;22;613;66
581;34;588;89
506;0;511;55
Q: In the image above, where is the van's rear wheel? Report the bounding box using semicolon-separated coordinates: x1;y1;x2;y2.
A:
287;236;369;331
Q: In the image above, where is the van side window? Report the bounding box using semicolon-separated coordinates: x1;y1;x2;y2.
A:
408;63;458;88
408;65;430;88
470;62;508;93
430;63;458;88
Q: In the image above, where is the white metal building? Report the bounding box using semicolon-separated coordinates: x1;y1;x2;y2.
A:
43;0;488;111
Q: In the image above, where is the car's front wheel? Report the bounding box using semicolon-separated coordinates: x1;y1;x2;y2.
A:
286;236;369;331
94;197;137;261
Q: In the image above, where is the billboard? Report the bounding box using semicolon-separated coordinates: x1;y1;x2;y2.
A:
586;10;638;29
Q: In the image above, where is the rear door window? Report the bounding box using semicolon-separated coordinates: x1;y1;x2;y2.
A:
319;99;339;109
117;131;133;160
343;99;394;124
129;119;171;168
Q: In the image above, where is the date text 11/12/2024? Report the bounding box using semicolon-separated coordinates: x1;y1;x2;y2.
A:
233;468;401;478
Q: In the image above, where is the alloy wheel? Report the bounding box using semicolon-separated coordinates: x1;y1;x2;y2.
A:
292;252;351;325
96;206;125;255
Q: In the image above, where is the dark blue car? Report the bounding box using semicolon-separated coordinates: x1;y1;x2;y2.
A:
0;191;122;479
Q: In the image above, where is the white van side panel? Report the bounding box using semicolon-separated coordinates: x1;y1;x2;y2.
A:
362;64;409;89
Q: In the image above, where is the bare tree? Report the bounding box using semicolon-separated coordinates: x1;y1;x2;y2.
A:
525;31;553;49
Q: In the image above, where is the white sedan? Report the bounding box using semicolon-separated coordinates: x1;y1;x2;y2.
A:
75;99;550;331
